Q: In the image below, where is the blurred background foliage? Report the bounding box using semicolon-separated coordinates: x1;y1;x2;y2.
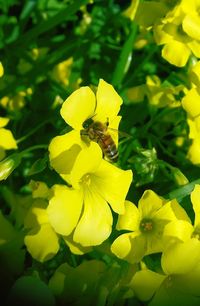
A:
0;0;200;305
0;0;196;198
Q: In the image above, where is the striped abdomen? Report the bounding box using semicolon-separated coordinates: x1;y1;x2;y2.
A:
99;134;118;162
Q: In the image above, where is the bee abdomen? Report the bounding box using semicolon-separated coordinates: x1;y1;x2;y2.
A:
102;135;118;162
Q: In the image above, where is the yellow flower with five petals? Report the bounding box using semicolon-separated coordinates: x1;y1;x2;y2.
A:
49;79;122;177
48;142;132;248
111;190;189;264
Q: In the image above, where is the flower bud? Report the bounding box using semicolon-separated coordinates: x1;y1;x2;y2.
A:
0;153;21;180
172;167;189;186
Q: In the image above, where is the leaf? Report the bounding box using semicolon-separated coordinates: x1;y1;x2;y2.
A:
27;156;48;176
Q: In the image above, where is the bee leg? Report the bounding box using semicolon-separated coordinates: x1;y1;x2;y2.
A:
80;129;87;136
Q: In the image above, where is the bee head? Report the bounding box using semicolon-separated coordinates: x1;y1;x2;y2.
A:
83;118;94;129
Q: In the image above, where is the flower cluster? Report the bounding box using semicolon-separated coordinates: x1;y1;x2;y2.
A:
24;80;132;261
132;0;200;67
128;184;200;306
181;60;200;165
2;1;200;305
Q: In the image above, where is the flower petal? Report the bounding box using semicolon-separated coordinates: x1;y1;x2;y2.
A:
135;1;168;28
73;189;113;246
47;185;83;236
108;115;121;147
187;40;200;57
130;270;166;302
182;14;200;41
153;24;172;45
175;262;200;296
163;220;193;243
138;190;164;218
162;238;200;275
111;232;146;264
162;41;190;67
191;184;200;227
182;88;200;118
0;128;17;149
116;200;140;231
60;86;96;130
24;199;49;229
154;199;191;223
190;61;200;87
0;62;4;77
29;180;50;199
24;224;59;262
92;160;133;214
49;130;83;175
0;117;9;128
94;79;122;123
63;235;92;255
187;139;200;166
70;142;102;189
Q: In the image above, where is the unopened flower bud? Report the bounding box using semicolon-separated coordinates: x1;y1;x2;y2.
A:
172;167;189;186
0;153;21;180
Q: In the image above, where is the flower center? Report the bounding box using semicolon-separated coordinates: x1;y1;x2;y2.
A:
80;173;91;186
140;218;154;233
191;228;200;240
165;275;173;288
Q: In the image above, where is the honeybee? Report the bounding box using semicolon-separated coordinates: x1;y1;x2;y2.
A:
81;118;118;163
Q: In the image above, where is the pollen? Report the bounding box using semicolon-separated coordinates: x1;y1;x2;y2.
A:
80;173;91;186
140;218;154;232
191;231;200;240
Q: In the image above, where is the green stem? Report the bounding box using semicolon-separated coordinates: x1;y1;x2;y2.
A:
16;119;51;144
112;22;138;88
20;144;48;156
122;44;158;89
96;286;108;306
166;178;200;201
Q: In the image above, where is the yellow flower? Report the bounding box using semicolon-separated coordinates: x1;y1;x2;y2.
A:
134;1;170;28
50;58;73;87
126;75;183;107
181;61;200;165
0;89;32;111
123;0;140;21
49;79;122;176
111;190;189;264
131;242;200;306
0;117;17;160
24;195;60;262
49;260;106;305
154;0;200;67
131;186;200;304
0;153;21;181
47;142;132;248
163;185;200;245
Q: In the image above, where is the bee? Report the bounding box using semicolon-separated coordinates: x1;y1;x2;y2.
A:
81;118;118;163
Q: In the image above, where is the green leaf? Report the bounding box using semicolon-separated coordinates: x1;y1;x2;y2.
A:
27;155;48;176
112;22;138;88
166;178;200;201
8;0;89;48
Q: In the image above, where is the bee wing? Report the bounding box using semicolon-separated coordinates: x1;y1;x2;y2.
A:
107;127;131;139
